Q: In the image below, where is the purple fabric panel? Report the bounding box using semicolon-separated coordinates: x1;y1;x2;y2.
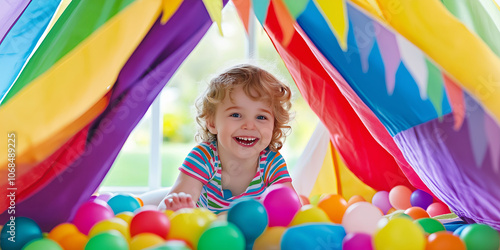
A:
0;0;216;231
394;101;500;230
0;0;32;44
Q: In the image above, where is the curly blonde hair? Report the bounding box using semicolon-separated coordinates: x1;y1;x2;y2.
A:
195;64;292;151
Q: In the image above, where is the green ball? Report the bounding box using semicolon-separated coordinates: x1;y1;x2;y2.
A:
197;221;245;250
414;218;445;234
23;238;62;250
460;224;500;250
85;230;128;250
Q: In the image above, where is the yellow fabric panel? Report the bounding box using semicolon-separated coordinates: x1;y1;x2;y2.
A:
335;145;376;202
314;0;349;50
376;0;500;124
161;0;183;24
0;0;162;168
309;141;338;197
349;0;385;21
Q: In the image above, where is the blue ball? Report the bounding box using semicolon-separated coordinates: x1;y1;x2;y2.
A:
281;223;346;250
1;217;42;250
107;194;141;215
227;198;268;247
453;224;469;236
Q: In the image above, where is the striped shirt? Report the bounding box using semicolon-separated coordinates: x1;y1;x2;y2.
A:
179;141;292;214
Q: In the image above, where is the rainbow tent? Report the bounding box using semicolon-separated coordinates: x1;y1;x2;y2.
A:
1;0;499;231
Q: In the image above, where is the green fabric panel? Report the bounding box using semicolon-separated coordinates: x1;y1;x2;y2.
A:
1;0;135;105
442;0;500;57
426;58;444;118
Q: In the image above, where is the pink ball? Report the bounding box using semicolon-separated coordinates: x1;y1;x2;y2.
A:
388;185;412;210
426;202;451;217
262;184;301;227
342;202;383;235
342;233;374;250
130;210;170;239
371;191;392;214
72;200;114;234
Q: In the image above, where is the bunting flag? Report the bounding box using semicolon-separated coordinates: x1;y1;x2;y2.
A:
246;0;500;229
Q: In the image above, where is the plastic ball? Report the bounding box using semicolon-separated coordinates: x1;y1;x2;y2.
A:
146;240;191;250
72;200;114;235
371;191;392;214
413;218;445;235
253;227;286;250
342;233;373;250
309;194;321;206
341;202;383;235
85;230;128;249
197;221;245;250
281;223;345;249
426;202;451;217
346;195;366;208
289;204;330;226
130;210;170;239
227;198;268;248
460;223;500;250
48;223;80;243
453;225;468;236
404;207;429;220
386;207;397;215
1;217;42;250
59;231;88;250
410;189;433;210
89;218;130;241
427;231;465;250
299;195;310;205
262;184;301;227
115;211;134;225
374;218;425;250
317;194;347;223
130;233;165;250
23;238;62;250
95;192;114;202
168;208;212;248
107;194;141;215
388;185;412;210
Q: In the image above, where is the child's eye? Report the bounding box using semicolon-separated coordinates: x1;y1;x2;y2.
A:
230;113;241;118
257;115;267;120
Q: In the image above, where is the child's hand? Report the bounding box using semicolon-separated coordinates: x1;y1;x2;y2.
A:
163;192;196;211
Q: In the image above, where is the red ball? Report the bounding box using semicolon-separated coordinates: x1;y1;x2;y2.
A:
130;210;170;239
426;202;451;217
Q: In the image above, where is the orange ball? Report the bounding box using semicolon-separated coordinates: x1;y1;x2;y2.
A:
404;207;429;220
59;232;88;250
48;223;80;243
386;207;397;215
317;194;347;223
427;231;466;250
389;185;412;210
346;195;365;207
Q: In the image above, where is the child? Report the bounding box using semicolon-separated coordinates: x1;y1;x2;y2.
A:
162;64;296;213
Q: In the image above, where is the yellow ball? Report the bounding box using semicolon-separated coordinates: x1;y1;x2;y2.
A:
89;218;130;242
289;205;331;226
374;218;425;250
115;211;134;225
168;208;212;248
130;233;165;250
253;227;287;250
164;210;175;219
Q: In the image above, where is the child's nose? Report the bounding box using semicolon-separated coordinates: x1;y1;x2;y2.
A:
242;119;255;130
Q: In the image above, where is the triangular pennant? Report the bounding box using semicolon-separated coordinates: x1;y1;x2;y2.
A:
233;0;251;33
283;0;308;19
425;58;444;117
161;0;183;24
464;94;488;168
314;0;349;51
350;5;375;73
202;0;223;35
373;22;400;95
272;0;295;47
484;112;500;173
396;34;428;99
252;0;271;25
349;0;384;21
442;73;465;130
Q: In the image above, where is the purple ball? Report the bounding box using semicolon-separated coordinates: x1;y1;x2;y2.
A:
410;189;434;210
371;191;392;214
342;233;373;250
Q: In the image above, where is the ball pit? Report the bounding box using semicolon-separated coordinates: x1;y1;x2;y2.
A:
2;186;498;250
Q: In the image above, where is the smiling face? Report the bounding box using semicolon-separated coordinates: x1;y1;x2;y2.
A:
207;86;275;161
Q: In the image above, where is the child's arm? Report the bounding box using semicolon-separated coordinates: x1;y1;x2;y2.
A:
162;172;203;211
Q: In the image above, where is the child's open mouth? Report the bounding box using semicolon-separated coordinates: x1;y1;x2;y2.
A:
234;137;259;147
